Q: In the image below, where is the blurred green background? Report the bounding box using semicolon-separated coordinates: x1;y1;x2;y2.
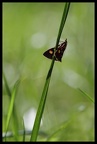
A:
3;3;94;141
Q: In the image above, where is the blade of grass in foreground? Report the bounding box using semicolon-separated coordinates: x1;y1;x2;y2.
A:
22;119;26;142
3;72;11;97
3;72;20;140
30;2;70;141
78;88;94;103
4;80;20;141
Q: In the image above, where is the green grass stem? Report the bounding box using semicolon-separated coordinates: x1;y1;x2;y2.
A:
30;2;70;141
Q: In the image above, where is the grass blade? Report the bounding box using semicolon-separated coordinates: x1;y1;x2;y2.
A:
3;72;11;97
30;2;71;141
3;72;21;140
22;119;26;142
56;2;70;48
78;88;94;103
4;79;20;141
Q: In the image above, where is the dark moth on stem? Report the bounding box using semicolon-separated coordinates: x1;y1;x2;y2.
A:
43;39;67;62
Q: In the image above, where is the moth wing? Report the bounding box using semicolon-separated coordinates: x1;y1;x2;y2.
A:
55;39;67;62
55;48;63;62
43;48;55;60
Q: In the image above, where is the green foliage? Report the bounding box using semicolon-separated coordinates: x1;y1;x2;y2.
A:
3;75;21;141
3;3;94;142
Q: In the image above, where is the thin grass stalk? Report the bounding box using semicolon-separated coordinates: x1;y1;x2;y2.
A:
30;3;70;141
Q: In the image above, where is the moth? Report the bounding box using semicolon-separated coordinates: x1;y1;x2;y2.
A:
43;39;67;62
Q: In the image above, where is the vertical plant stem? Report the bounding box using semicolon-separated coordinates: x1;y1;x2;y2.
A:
30;59;55;141
30;2;70;141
